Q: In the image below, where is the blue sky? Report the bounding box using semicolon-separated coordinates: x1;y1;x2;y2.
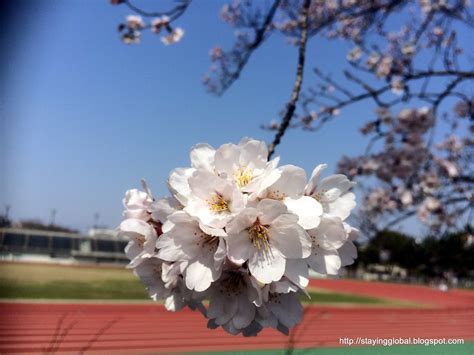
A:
1;1;469;233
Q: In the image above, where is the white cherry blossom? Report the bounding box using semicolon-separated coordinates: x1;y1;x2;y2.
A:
256;164;323;230
122;180;154;220
162;27;184;45
339;223;359;267
257;290;303;335
126;15;144;30
190;143;215;172
168;167;195;205
150;196;181;223
185;169;245;229
226;199;311;284
156;211;226;292
306;216;348;275
133;256;170;301
206;270;262;334
167;144;216;205
119;218;158;267
305;164;356;221
214;138;271;192
119;138;357;336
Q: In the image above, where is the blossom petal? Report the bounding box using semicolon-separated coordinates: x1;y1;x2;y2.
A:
226;208;258;234
165;293;185;312
150;196;180;222
156;235;192;261
318;175;356;201
326;192;356;221
120;218;157;256
310;216;347;250
226;230;252;264
284;196;322;229
232;296;255;329
270;279;299;293
216;297;239;325
120;218;152;236
307;247;341;275
185;257;216;292
124;240;142;261
214;143;240;176
305;164;327;195
267;293;302;329
257;199;287;225
266;165;307;199
249;247;285;284
188;169;229;200
339;237;358;267
168;168;194;205
199;223;227;237
214;238;227;269
239;139;268;171
270;214;312;258
207;293;225;319
284;258;309;288
190;143;215;171
244;157;280;194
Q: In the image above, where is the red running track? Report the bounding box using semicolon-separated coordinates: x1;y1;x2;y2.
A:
309;278;474;308
1;279;473;354
0;303;473;354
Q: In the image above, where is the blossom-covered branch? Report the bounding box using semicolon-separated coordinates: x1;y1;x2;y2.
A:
111;0;190;44
261;0;473;233
111;0;473;233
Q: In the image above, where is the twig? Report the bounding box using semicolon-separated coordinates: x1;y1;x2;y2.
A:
214;0;281;95
124;0;191;21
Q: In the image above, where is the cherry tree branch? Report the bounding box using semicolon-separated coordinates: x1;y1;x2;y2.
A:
267;0;311;159
301;69;474;131
123;0;191;21
381;197;472;231
204;0;281;95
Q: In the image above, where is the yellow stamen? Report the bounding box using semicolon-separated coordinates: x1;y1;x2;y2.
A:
202;234;218;245
234;168;253;188
312;192;323;202
267;189;285;200
208;193;229;213
135;235;146;247
248;218;271;251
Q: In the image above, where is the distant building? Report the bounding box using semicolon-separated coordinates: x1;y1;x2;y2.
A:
0;227;128;265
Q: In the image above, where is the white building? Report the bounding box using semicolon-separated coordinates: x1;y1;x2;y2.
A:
0;227;128;265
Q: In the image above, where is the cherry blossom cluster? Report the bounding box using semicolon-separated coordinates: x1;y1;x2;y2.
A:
337;105;473;232
119;138;357;336
118;14;184;45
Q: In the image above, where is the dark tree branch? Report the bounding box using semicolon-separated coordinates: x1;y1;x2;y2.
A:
301;69;474;131
267;0;311;159
210;0;281;95
123;0;191;20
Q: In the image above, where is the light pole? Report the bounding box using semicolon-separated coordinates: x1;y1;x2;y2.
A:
50;209;57;226
93;213;100;229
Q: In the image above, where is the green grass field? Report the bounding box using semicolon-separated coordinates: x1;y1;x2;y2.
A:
303;290;391;304
0;262;396;304
0;262;148;300
198;343;474;355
